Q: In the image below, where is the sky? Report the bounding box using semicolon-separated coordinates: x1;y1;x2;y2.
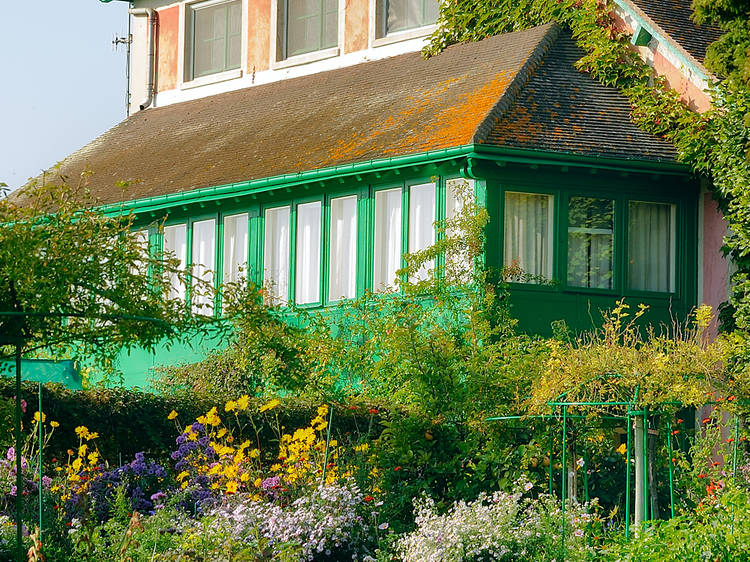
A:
0;1;130;193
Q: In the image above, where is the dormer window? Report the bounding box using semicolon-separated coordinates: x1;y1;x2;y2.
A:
376;0;439;38
186;0;242;80
278;0;339;60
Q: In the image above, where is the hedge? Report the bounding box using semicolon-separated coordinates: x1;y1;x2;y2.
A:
0;378;389;466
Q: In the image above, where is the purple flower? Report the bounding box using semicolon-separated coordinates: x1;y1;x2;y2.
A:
42;476;52;489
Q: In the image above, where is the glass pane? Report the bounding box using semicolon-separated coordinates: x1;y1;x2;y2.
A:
264;206;291;305
163;224;187;302
386;0;437;33
567;196;614;289
329;196;357;300
192;219;216;314
192;1;241;78
629;201;675;292
223;213;248;285
503;192;553;283
408;182;435;282
131;230;149;276
445;179;474;282
295;201;322;304
373;188;402;292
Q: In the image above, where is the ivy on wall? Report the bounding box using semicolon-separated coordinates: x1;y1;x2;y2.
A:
425;0;750;333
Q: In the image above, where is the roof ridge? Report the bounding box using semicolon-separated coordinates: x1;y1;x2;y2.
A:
472;22;562;144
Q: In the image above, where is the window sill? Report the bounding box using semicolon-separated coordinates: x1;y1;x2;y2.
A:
272;47;340;70
181;68;243;90
372;24;437;48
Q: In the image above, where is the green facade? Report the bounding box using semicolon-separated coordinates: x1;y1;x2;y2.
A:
114;148;698;387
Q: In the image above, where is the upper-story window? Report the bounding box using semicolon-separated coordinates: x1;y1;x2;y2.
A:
278;0;338;60
376;0;439;38
186;0;242;80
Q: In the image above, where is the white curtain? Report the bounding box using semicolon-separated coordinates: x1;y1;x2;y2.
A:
264;206;290;304
503;192;553;283
629;201;675;292
130;230;149;276
295;202;322;304
223;213;248;284
329;196;357;300
374;188;402;292
191;219;216;314
163;224;187;302
445;178;474;281
567;197;613;289
409;182;436;282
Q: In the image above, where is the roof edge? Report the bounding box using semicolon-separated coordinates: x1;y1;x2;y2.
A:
614;0;715;83
472;22;562;144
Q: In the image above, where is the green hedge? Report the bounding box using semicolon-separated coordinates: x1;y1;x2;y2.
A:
0;377;389;465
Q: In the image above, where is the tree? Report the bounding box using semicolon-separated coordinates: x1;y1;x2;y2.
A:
0;170;217;559
692;0;750;89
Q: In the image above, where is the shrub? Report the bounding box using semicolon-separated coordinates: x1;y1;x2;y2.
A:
396;480;599;561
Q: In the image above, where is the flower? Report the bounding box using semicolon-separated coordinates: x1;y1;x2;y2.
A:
50;421;59;428
236;395;250;410
378;522;389;530
524;481;534;491
224;400;237;412
574;528;584;537
167;410;178;420
260;398;280;413
616;443;627;455
33;411;46;423
576;458;585;468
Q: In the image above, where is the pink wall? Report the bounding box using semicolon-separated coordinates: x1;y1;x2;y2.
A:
703;193;730;338
156;6;180;93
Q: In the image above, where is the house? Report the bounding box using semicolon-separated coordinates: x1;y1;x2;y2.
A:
28;0;730;386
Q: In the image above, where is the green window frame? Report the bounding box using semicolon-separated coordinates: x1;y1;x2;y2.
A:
186;0;242;81
499;185;683;298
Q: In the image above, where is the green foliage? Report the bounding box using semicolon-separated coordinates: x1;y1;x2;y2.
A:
603;485;750;561
692;0;750;89
0;172;218;382
0;378;386;466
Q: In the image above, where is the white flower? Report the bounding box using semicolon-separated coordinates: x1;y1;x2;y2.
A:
378;522;389;530
524;481;534;491
576;458;585;468
574;528;584;537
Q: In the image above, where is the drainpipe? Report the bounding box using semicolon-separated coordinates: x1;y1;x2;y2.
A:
129;7;156;110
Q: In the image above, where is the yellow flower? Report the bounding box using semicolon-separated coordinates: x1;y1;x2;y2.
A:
167;410;178;420
78;444;88;457
260;398;280;413
33;411;46;423
225;480;238;494
210;482;220;490
88;452;99;466
74;426;89;439
71;458;83;472
240;473;250;482
616;443;627;456
270;463;281;472
224;400;237;413
180;480;188;489
354;443;369;452
329;439;337;448
50;421;59;428
177;471;190;481
249;448;260;459
254;478;262;488
239;440;251;450
317;405;328;417
216;428;227;439
86;432;99;441
236;395;250;411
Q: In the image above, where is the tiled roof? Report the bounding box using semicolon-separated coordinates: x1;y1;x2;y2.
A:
19;23;679;207
485;35;677;161
625;0;723;64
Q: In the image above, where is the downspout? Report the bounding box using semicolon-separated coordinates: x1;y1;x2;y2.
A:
129;7;156;110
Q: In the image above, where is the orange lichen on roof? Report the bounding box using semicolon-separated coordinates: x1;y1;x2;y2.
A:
322;70;519;166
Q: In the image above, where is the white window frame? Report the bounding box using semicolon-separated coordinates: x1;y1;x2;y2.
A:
270;0;343;69
179;0;247;90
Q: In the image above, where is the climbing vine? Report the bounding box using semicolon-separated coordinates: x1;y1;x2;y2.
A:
426;0;750;339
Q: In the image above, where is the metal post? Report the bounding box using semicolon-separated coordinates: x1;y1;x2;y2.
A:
561;405;568;555
666;417;675;518
14;342;23;562
643;411;649;522
548;422;554;495
625;412;631;540
38;382;42;540
634;415;645;530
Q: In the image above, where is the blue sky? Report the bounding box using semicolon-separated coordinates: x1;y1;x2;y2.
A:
0;1;130;192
